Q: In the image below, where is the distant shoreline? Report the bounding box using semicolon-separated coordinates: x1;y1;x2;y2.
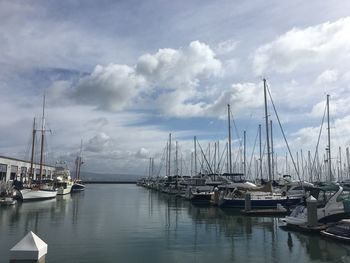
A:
83;180;136;184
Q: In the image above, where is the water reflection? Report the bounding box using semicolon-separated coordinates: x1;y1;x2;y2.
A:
1;185;350;263
286;231;350;262
147;189;350;263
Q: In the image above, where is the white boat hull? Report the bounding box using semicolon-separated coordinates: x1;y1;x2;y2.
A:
19;188;57;201
57;184;72;195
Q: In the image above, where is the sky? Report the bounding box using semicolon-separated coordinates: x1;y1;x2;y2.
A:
1;0;350;179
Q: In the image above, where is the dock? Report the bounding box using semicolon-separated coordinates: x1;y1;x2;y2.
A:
241;208;290;216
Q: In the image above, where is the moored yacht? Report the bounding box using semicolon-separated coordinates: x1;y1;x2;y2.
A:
16;95;58;201
72;179;85;191
54;165;73;195
19;185;57;201
72;140;85;192
282;184;350;226
218;183;302;209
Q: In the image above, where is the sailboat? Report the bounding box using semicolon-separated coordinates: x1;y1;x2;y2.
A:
17;94;57;201
218;79;304;209
72;140;85;192
283;95;350;225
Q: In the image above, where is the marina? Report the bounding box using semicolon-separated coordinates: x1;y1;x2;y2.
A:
1;184;350;263
1;1;350;262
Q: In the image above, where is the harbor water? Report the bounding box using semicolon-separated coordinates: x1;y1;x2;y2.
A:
1;184;350;263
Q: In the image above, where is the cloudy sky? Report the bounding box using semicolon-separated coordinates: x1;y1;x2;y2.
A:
1;0;350;178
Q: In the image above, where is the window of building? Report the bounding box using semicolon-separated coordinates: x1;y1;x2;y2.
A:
0;164;7;181
10;165;18;180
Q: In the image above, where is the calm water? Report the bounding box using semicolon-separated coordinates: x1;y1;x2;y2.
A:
1;184;350;263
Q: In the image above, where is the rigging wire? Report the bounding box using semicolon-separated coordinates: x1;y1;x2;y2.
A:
266;83;301;182
197;140;214;174
310;100;327;182
247;126;259;180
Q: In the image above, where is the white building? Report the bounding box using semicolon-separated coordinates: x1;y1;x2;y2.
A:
0;155;56;182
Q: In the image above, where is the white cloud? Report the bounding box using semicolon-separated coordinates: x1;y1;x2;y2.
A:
84;133;111;153
135;148;150;159
73;64;146;111
60;41;224;116
215;39;238;55
136;40;222;89
290;114;350;161
316;69;338;85
205;82;264;117
310;95;350;118
252;17;350;75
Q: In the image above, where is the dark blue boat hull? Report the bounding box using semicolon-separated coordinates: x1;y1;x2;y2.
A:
219;197;301;209
72;183;85;191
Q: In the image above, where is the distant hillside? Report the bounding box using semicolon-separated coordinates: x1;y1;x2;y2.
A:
80;171;142;181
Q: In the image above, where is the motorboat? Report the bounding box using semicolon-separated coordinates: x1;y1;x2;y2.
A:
283;184;350;226
183;177;213;204
54;166;73;195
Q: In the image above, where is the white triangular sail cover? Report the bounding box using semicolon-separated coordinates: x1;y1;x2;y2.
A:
10;231;48;260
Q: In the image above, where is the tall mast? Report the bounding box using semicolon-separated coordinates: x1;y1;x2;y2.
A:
76;139;83;180
259;124;262;179
243;130;246;176
39;92;46;181
308;150;312;182
213;142;216;173
346;147;350;180
168;133;171;176
165;141;169;176
151;158;154;177
339;146;342;181
149;158;152;177
270;120;274;180
228;104;232;173
327;94;332;182
263;79;272;181
194;136;197;176
191;152;193;177
30;118;36;184
75;156;79;180
217;141;220;173
226;142;229;173
175;141;178;175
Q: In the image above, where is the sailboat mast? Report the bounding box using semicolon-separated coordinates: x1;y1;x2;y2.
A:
259;124;262;179
194;136;197;176
228;104;232;173
75;157;79;180
77;140;83;180
263;79;272;181
30;118;36;183
327;94;332;181
165;141;168;176
168;133;171;176
39;93;46;181
175;141;178;175
270;120;274;180
243;130;246;176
